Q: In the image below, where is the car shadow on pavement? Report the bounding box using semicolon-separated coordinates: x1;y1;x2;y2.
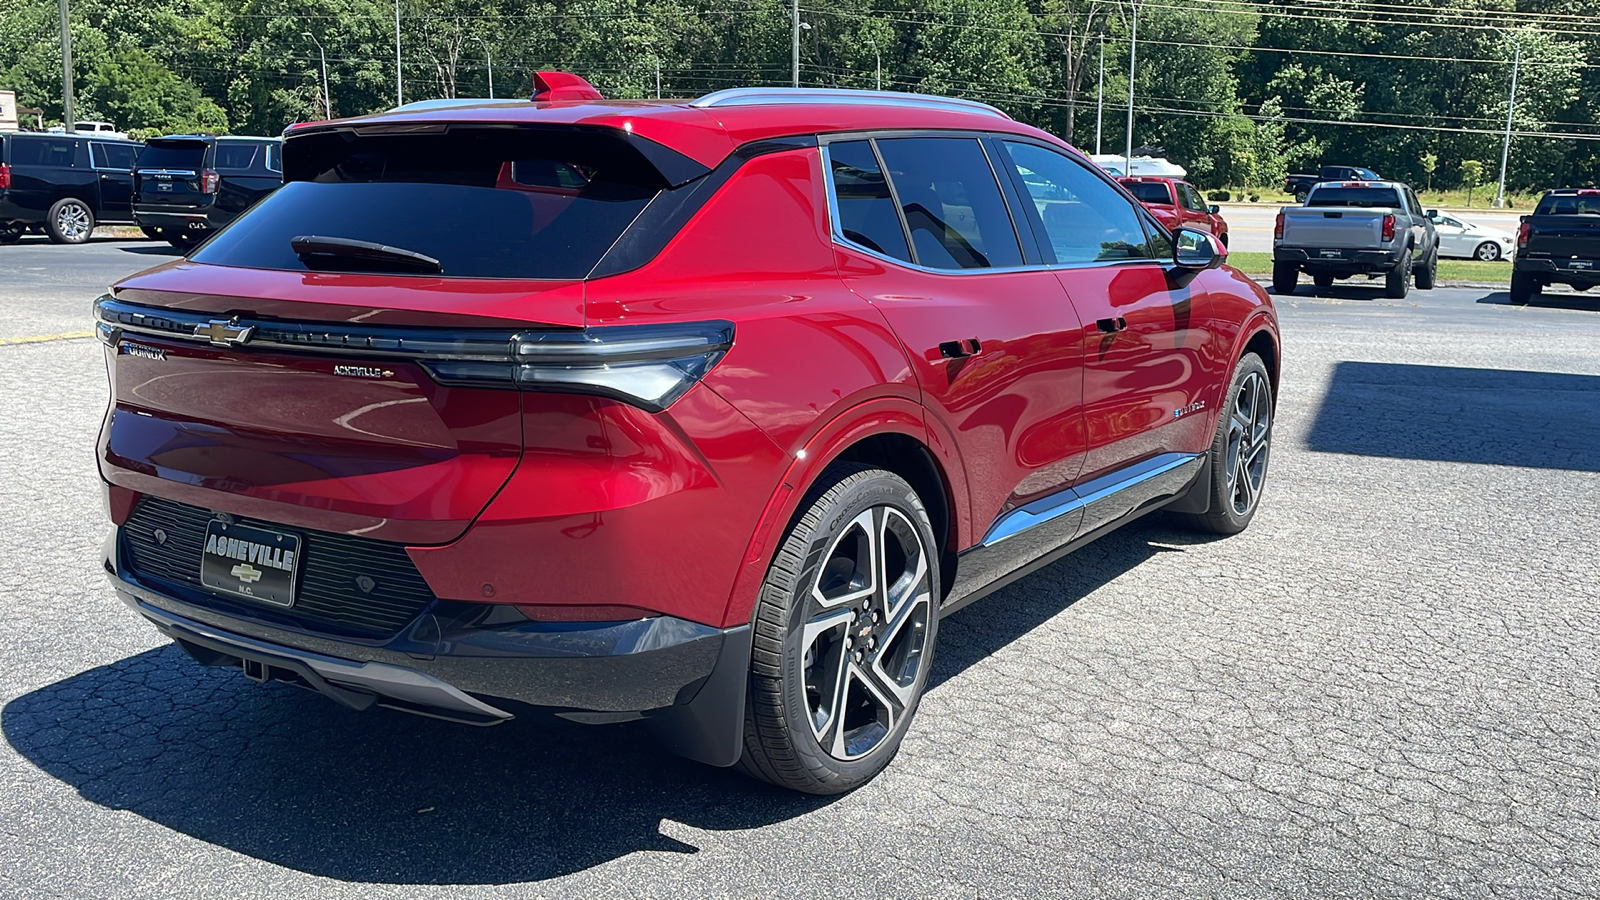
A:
117;244;186;257
1307;361;1600;471
1;519;1196;885
1476;290;1600;313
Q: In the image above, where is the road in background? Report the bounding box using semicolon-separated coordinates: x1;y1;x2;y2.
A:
2;242;1598;897
1220;205;1523;254
0;236;179;341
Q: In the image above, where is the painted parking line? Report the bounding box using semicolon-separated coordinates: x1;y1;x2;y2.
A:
0;331;94;346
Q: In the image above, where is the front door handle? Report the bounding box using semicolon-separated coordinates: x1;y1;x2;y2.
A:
1096;317;1128;333
938;338;982;359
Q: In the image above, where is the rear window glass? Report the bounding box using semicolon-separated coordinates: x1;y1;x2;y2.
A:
1535;194;1600;215
10;138;80;167
192;127;663;279
828;140;912;264
214;143;259;169
1307;187;1403;208
138;142;207;170
1123;182;1172;205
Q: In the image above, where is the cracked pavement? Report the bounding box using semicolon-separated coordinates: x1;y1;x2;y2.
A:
1;239;1597;898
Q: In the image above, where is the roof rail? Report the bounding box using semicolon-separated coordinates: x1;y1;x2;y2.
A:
690;88;1010;120
389;97;505;112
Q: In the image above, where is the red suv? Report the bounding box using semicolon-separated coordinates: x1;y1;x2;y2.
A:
96;77;1279;794
1117;176;1230;246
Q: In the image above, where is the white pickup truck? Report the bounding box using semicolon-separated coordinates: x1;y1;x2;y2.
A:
1272;181;1439;298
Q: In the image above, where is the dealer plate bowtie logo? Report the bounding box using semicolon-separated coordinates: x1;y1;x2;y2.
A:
195;318;256;346
230;563;264;584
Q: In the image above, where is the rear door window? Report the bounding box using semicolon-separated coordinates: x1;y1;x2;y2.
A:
1001;141;1155;264
872;137;1023;270
91;142;138;170
827;140;912;264
191;126;666;279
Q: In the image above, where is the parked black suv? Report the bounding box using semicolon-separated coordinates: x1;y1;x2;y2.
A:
133;135;283;247
0;132;143;243
1511;188;1600;304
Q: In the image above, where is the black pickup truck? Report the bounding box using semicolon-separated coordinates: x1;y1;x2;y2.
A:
1284;165;1382;204
1511;188;1600;304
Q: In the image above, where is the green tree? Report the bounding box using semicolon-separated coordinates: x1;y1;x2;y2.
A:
87;49;228;137
1461;159;1484;206
1421;151;1437;192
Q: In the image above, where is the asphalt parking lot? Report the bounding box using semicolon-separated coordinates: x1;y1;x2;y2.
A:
2;239;1598;898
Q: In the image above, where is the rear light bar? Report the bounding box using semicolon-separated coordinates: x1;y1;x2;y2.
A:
1381;214;1396;241
1273;212;1284;240
93;295;733;412
0;163;9;190
199;169;220;193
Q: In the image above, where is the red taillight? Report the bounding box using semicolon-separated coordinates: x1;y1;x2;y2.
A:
1381;214;1395;241
199;169;219;193
0;163;10;191
1518;221;1530;248
1273;212;1284;240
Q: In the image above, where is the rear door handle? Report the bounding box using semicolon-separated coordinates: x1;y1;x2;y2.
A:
938;338;982;359
1096;317;1128;333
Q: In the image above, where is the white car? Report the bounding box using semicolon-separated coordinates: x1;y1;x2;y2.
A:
1428;211;1515;261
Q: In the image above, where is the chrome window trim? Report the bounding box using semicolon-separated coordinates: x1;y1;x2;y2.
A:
819;134;1171;278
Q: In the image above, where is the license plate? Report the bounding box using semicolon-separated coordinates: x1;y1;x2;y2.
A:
1569;259;1594;270
200;519;301;607
1319;249;1343;259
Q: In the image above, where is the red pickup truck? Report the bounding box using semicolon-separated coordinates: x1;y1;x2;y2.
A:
1117;176;1230;246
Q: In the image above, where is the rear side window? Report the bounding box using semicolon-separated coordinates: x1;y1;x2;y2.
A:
192;126;665;279
1124;181;1171;205
1307;187;1403;208
10;138;80;167
873;137;1023;270
1002;141;1155;264
214;143;259;170
1535;193;1600;215
264;143;282;173
828;140;912;263
91;142;138;170
138;141;207;171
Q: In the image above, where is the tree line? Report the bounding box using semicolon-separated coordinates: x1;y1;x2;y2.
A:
3;0;1598;190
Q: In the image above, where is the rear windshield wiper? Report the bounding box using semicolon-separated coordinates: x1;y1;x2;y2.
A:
290;235;442;274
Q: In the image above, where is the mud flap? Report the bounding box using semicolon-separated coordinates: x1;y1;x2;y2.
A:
1163;453;1212;515
646;624;751;767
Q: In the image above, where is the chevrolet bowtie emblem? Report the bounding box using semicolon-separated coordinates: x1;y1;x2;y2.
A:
195;318;256;346
231;563;263;584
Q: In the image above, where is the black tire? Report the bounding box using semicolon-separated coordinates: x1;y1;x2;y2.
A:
1218;231;1229;248
1272;262;1299;295
45;198;95;244
1415;247;1438;290
1171;353;1273;536
0;226;22;245
1313;273;1334;290
1474;241;1502;262
1384;248;1412;299
1294;188;1309;204
737;463;940;795
139;226;163;240
1509;271;1540;305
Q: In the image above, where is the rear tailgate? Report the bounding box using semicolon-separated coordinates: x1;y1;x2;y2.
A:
1280;207;1395;248
1523;214;1600;261
135;138;209;210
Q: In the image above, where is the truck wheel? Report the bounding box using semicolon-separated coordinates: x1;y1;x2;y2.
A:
1509;272;1540;305
1414;247;1438;290
45;198;95;244
1384;249;1412;299
139;226;163;240
1272;262;1299;295
737;463;940;795
0;225;22;245
1294;188;1309;204
1313;274;1334;290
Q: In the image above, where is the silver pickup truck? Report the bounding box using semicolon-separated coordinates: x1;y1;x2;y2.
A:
1272;181;1438;298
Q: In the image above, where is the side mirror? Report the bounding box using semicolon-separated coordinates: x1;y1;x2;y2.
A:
1208;204;1221;214
1426;209;1439;219
1173;227;1225;270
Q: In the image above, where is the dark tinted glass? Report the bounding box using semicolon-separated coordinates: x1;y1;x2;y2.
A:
1003;141;1154;264
1124;181;1171;204
193;128;660;279
1535;194;1600;215
10;138;78;167
264;143;282;172
828;140;911;263
214;143;260;170
138;141;207;170
91;142;138;170
874;137;1023;270
1306;187;1403;208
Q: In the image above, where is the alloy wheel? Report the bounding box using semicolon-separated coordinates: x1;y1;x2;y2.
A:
1475;242;1502;262
800;506;933;761
1225;370;1272;516
56;203;91;241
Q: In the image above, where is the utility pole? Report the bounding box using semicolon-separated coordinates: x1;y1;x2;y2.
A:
792;0;801;88
867;37;880;91
472;35;494;98
1096;32;1105;155
1492;28;1520;209
302;33;330;118
394;0;403;106
652;49;661;98
1125;0;1138;176
58;0;74;131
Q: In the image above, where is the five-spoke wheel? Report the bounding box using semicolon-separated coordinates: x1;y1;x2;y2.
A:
1171;352;1274;535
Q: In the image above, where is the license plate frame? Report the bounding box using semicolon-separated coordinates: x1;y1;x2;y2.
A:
199;519;302;608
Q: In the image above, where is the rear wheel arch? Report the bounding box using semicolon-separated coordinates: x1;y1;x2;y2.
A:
1242;327;1279;398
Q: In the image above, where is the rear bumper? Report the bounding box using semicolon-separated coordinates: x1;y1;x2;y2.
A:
1514;257;1600;288
103;528;750;765
1275;246;1404;275
132;205;219;232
